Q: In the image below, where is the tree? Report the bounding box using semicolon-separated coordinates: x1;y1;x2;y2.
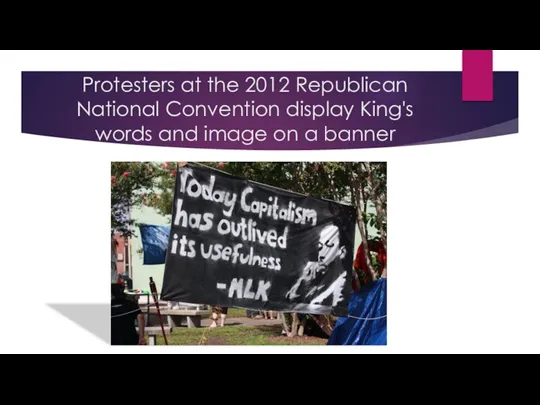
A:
145;161;387;336
146;161;178;218
111;162;157;236
348;162;387;281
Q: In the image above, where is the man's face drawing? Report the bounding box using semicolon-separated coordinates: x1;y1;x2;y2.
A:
318;225;341;267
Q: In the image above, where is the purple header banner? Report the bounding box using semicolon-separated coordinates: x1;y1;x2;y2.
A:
21;71;518;150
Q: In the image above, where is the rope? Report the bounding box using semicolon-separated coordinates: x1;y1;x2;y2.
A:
111;309;142;318
347;314;387;321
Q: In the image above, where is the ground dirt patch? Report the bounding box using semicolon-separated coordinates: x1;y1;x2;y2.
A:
205;336;228;345
267;335;328;345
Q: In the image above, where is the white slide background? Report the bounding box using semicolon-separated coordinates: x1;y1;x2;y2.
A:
0;50;538;354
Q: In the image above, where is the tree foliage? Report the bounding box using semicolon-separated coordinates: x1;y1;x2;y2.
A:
111;162;156;236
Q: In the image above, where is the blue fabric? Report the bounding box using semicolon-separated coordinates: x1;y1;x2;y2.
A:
139;225;170;265
328;278;387;346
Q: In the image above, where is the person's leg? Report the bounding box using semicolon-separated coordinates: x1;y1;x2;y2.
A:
210;306;219;328
220;307;228;327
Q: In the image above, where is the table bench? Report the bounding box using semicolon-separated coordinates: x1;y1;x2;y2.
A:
137;326;172;345
146;307;211;329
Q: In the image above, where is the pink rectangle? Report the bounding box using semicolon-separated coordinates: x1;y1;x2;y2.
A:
462;50;493;101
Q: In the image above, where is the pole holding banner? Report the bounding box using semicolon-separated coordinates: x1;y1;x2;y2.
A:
149;277;168;345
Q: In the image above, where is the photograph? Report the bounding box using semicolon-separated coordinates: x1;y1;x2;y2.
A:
110;161;387;346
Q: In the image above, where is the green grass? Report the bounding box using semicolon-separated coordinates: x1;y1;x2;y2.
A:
155;324;327;346
152;307;328;346
222;307;248;318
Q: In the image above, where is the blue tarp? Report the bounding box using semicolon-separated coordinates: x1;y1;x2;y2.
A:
328;278;387;345
139;225;170;265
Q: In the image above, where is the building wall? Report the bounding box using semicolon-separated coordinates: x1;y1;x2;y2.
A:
112;234;127;276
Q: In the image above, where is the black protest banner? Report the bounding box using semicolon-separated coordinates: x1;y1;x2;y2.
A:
160;164;356;316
